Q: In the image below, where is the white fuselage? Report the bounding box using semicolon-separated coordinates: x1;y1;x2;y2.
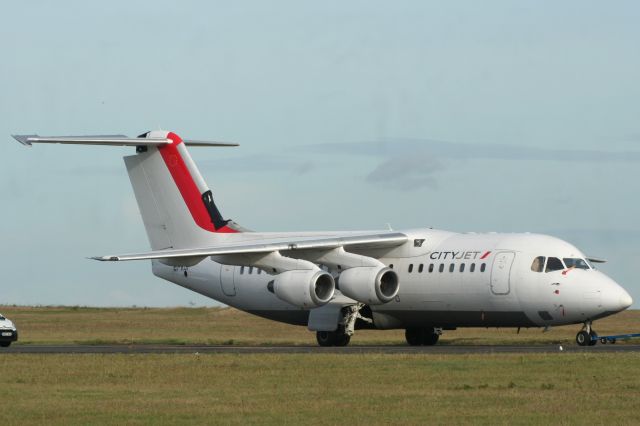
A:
152;228;632;330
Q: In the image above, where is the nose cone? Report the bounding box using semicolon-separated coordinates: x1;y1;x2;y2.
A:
619;290;633;311
600;277;633;312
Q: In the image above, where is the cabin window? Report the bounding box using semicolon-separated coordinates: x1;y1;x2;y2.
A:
460;263;465;273
408;264;414;273
389;264;394;269
531;256;545;273
449;263;455;273
418;264;424;273
545;257;564;272
480;263;486;272
428;264;434;273
563;258;590;270
439;264;444;273
257;269;262;275
240;266;245;274
470;263;475;272
249;267;254;274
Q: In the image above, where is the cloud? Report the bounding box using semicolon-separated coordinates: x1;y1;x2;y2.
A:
303;138;640;162
365;154;443;190
296;138;640;190
291;160;314;175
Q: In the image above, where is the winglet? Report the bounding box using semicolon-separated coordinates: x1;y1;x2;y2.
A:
12;135;36;146
90;256;120;262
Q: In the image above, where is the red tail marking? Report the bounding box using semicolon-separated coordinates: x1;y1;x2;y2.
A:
215;225;238;233
158;132;237;233
480;251;491;260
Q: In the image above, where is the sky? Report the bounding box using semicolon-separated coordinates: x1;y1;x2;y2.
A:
1;1;639;307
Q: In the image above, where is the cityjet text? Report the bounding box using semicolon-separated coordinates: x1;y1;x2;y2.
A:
429;251;491;260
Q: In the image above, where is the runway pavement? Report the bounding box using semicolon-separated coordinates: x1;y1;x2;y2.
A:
3;344;640;354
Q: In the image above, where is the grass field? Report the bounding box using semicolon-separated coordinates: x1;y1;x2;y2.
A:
1;306;639;346
1;353;640;424
1;307;640;424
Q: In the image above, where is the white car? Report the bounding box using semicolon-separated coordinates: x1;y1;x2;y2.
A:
0;314;18;347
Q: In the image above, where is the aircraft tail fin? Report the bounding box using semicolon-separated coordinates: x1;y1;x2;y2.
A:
14;131;245;250
125;131;246;249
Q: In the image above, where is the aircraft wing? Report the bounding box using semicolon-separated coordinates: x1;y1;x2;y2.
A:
91;232;408;262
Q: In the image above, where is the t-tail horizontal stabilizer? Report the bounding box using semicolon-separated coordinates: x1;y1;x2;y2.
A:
12;134;238;147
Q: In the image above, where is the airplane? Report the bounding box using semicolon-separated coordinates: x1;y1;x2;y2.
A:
12;131;633;347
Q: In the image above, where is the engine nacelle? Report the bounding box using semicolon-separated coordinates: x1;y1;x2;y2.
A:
338;266;399;305
270;269;335;309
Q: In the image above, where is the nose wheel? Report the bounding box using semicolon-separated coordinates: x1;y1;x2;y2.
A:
576;321;598;346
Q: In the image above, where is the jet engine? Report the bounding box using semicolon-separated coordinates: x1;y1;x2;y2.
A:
269;269;335;309
338;266;399;305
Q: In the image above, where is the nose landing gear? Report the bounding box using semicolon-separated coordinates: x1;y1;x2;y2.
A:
576;321;598;346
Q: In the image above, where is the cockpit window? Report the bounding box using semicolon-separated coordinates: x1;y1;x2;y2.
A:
545;257;564;272
0;315;4;320
531;256;545;272
563;258;591;270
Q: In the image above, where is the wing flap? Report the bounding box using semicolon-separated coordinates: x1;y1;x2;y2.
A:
91;232;408;262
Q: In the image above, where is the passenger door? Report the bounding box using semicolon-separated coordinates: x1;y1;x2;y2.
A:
490;252;515;295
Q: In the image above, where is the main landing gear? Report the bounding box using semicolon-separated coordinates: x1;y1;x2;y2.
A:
316;305;370;347
576;321;597;346
405;327;442;346
316;329;351;347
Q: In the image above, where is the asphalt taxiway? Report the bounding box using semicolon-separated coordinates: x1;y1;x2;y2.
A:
3;344;640;354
